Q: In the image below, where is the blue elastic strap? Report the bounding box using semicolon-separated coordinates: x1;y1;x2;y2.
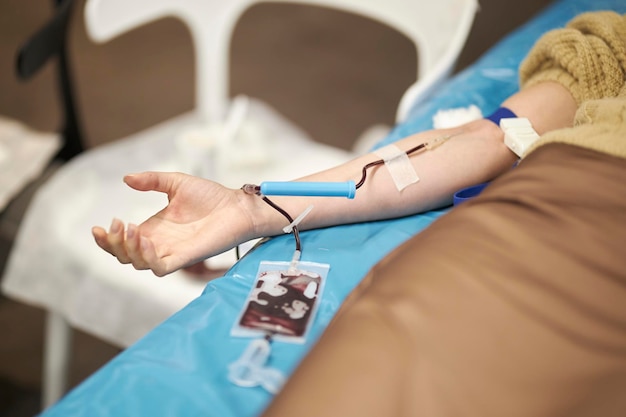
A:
453;182;490;206
485;106;517;126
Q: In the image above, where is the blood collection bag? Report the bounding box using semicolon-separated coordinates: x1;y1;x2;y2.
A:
232;260;329;343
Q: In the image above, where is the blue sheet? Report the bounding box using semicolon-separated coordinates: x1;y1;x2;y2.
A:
42;0;626;415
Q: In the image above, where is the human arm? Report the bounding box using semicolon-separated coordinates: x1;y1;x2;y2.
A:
92;81;576;276
262;81;577;231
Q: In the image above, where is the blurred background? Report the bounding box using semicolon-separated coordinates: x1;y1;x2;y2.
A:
0;0;552;415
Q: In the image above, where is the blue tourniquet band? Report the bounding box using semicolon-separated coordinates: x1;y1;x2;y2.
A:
485;107;517;125
453;182;489;206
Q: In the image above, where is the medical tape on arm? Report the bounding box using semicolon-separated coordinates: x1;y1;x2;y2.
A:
373;144;419;191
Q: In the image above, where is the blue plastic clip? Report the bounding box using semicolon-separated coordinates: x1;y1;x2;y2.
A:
259;181;356;199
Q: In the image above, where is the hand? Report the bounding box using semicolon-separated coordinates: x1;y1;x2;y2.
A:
92;172;256;276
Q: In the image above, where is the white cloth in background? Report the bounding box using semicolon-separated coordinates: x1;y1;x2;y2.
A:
0;116;61;211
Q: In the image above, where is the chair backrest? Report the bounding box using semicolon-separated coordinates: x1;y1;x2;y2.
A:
84;0;477;124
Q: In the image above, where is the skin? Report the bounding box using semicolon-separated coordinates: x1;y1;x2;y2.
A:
92;81;577;277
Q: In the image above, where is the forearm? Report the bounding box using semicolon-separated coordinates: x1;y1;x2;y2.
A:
244;81;577;238
281;120;509;224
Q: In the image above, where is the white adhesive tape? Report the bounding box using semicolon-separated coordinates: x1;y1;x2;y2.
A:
373;144;419;191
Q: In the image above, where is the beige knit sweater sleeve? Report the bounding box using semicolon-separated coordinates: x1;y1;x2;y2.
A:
518;11;626;159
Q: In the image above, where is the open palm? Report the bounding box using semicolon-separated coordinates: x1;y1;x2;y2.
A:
92;172;255;276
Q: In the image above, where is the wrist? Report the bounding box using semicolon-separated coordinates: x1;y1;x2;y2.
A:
238;188;294;239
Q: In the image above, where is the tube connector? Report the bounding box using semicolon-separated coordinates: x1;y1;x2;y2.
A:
241;184;261;195
425;133;453;150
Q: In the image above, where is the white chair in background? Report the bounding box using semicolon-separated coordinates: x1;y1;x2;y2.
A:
85;0;478;124
1;0;477;409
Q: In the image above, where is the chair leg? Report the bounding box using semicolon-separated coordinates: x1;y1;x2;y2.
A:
42;310;73;409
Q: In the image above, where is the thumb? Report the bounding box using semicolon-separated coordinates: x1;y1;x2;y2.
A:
123;171;181;195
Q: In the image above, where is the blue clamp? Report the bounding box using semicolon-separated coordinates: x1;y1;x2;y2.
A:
260;181;356;199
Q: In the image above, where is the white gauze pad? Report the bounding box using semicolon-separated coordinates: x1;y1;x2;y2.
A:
373;144;419;191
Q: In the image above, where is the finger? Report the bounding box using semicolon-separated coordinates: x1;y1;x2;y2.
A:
140;236;168;277
92;226;114;255
122;172;153;191
108;218;132;264
124;171;182;196
125;223;150;270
